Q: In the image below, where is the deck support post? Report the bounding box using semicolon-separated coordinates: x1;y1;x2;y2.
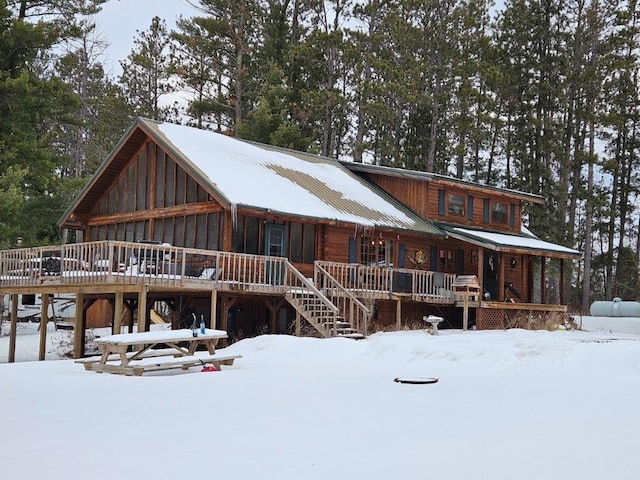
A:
463;295;469;331
477;249;485;299
220;295;234;333
38;293;50;360
210;290;218;329
270;306;277;333
559;258;565;305
137;286;148;333
498;254;505;302
73;292;85;359
219;295;237;345
396;299;401;330
541;258;547;304
264;299;284;334
113;291;123;334
8;294;18;363
295;311;301;336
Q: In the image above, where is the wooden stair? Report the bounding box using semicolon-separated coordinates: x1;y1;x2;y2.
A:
284;289;361;338
282;260;363;339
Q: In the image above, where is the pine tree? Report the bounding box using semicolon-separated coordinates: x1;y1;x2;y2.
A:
54;18;134;178
0;1;100;246
175;0;260;134
119;16;176;122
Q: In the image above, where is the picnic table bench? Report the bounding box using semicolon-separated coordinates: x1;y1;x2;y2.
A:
76;328;241;376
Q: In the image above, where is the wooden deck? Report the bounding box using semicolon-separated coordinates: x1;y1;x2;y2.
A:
0;242;462;303
1;241;568;342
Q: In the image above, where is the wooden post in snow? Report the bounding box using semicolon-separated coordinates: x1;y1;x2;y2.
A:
8;294;18;363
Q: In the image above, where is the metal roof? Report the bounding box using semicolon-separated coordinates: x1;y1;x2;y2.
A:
60;119;443;236
441;225;581;258
341;162;545;204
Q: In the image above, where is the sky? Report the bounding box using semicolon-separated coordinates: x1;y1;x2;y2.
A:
96;0;197;77
1;316;639;479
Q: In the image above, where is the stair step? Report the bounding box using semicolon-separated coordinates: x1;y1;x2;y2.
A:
337;332;366;340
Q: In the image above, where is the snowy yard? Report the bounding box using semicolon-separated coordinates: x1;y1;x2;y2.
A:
1;316;639;479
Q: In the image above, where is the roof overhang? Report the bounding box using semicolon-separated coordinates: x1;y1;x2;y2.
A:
443;226;581;259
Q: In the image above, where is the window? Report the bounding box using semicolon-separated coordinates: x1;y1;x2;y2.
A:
232;215;260;254
439;249;454;272
448;194;465;216
360;237;393;266
492;202;508;223
289;223;316;263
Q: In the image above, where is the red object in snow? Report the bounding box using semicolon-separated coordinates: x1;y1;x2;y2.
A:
202;365;218;372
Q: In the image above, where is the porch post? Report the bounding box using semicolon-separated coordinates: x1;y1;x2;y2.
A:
559;258;565;305
396;299;401;330
521;255;527;302
541;258;547;304
8;294;18;363
477;249;484;300
221;295;231;332
463;295;469;331
210;289;218;329
73;292;85;359
113;291;123;334
498;253;505;302
38;293;50;361
137;286;148;333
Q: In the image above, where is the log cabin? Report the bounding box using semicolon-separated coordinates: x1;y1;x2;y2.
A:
0;118;580;360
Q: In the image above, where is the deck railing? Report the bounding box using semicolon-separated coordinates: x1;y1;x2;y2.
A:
315;261;457;303
0;241;338;304
314;261;371;335
2;242;453;305
0;241;188;287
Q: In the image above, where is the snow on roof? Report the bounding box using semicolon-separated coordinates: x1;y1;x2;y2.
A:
520;225;539;239
152;121;440;234
449;227;580;257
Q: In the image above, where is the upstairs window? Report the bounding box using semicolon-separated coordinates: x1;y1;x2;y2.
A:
492;202;508;223
448;194;465;216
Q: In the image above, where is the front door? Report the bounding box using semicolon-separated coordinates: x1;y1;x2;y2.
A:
265;224;286;285
484;251;499;300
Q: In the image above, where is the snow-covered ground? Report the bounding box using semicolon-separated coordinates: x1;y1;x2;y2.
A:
1;316;639;479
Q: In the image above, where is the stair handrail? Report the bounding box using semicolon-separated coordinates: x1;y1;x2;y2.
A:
284;259;340;336
314;261;371;336
283;259;338;313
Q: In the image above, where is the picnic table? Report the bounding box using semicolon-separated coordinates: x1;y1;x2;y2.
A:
77;328;241;376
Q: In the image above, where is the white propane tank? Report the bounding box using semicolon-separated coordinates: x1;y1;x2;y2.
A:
590;297;640;317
